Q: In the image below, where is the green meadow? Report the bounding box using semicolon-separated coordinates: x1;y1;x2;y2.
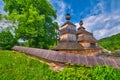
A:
0;50;120;80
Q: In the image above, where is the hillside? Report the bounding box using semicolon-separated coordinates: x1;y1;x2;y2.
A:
99;33;120;51
0;50;57;80
0;50;120;80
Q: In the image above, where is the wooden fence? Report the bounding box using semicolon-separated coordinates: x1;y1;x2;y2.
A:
12;46;120;68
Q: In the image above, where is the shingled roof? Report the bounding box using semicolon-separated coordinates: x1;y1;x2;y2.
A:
77;28;92;35
12;46;120;68
60;28;76;35
61;21;76;27
77;35;98;42
52;41;83;50
77;20;98;43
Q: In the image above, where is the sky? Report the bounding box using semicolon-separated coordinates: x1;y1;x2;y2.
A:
0;0;120;39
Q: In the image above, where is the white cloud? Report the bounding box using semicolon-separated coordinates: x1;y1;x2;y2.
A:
75;23;79;29
50;0;66;26
0;19;12;30
77;1;120;40
90;1;105;15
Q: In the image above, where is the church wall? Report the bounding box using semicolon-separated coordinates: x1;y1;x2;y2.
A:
96;43;98;46
78;34;84;37
58;49;101;56
60;34;68;41
60;24;76;30
79;42;99;49
67;24;76;30
60;34;76;41
68;34;76;41
79;42;90;48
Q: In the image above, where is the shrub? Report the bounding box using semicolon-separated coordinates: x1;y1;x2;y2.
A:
0;31;18;50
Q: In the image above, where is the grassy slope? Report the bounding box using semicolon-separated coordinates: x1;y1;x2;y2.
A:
0;50;57;80
99;33;120;51
0;50;120;80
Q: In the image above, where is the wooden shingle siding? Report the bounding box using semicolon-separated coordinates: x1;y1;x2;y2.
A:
87;56;97;66
12;46;120;68
96;57;105;65
115;59;120;67
60;29;76;35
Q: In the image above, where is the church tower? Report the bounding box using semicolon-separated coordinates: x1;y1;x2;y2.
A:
77;20;98;49
53;15;101;56
59;13;76;42
53;14;83;53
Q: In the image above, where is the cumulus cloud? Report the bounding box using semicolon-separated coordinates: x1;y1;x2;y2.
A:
50;0;120;40
50;0;66;26
1;0;120;40
78;0;120;39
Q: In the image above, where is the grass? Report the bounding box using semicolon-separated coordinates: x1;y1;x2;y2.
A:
0;50;57;80
0;50;120;80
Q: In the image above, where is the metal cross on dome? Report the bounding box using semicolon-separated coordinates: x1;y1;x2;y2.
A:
80;20;83;26
65;0;72;20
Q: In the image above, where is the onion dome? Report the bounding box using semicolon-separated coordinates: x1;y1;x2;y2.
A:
78;20;85;30
66;13;71;20
80;20;83;26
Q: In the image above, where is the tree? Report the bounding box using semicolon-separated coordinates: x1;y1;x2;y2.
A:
3;0;59;49
0;13;2;20
0;13;2;29
0;30;18;50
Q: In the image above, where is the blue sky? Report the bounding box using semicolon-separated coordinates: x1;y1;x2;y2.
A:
0;0;120;39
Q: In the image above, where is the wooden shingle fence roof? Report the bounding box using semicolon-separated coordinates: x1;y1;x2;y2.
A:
12;46;120;68
52;42;83;50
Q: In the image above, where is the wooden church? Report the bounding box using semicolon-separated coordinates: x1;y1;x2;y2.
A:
53;14;101;56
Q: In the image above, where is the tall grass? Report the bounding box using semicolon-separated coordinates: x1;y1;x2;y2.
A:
0;50;57;80
0;50;120;80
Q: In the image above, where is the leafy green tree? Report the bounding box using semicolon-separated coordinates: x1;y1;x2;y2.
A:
0;30;18;50
0;13;2;30
0;13;2;20
3;0;59;49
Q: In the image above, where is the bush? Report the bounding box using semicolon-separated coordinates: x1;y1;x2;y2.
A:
0;31;18;50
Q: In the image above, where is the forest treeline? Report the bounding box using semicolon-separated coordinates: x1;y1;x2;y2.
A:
99;33;120;51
